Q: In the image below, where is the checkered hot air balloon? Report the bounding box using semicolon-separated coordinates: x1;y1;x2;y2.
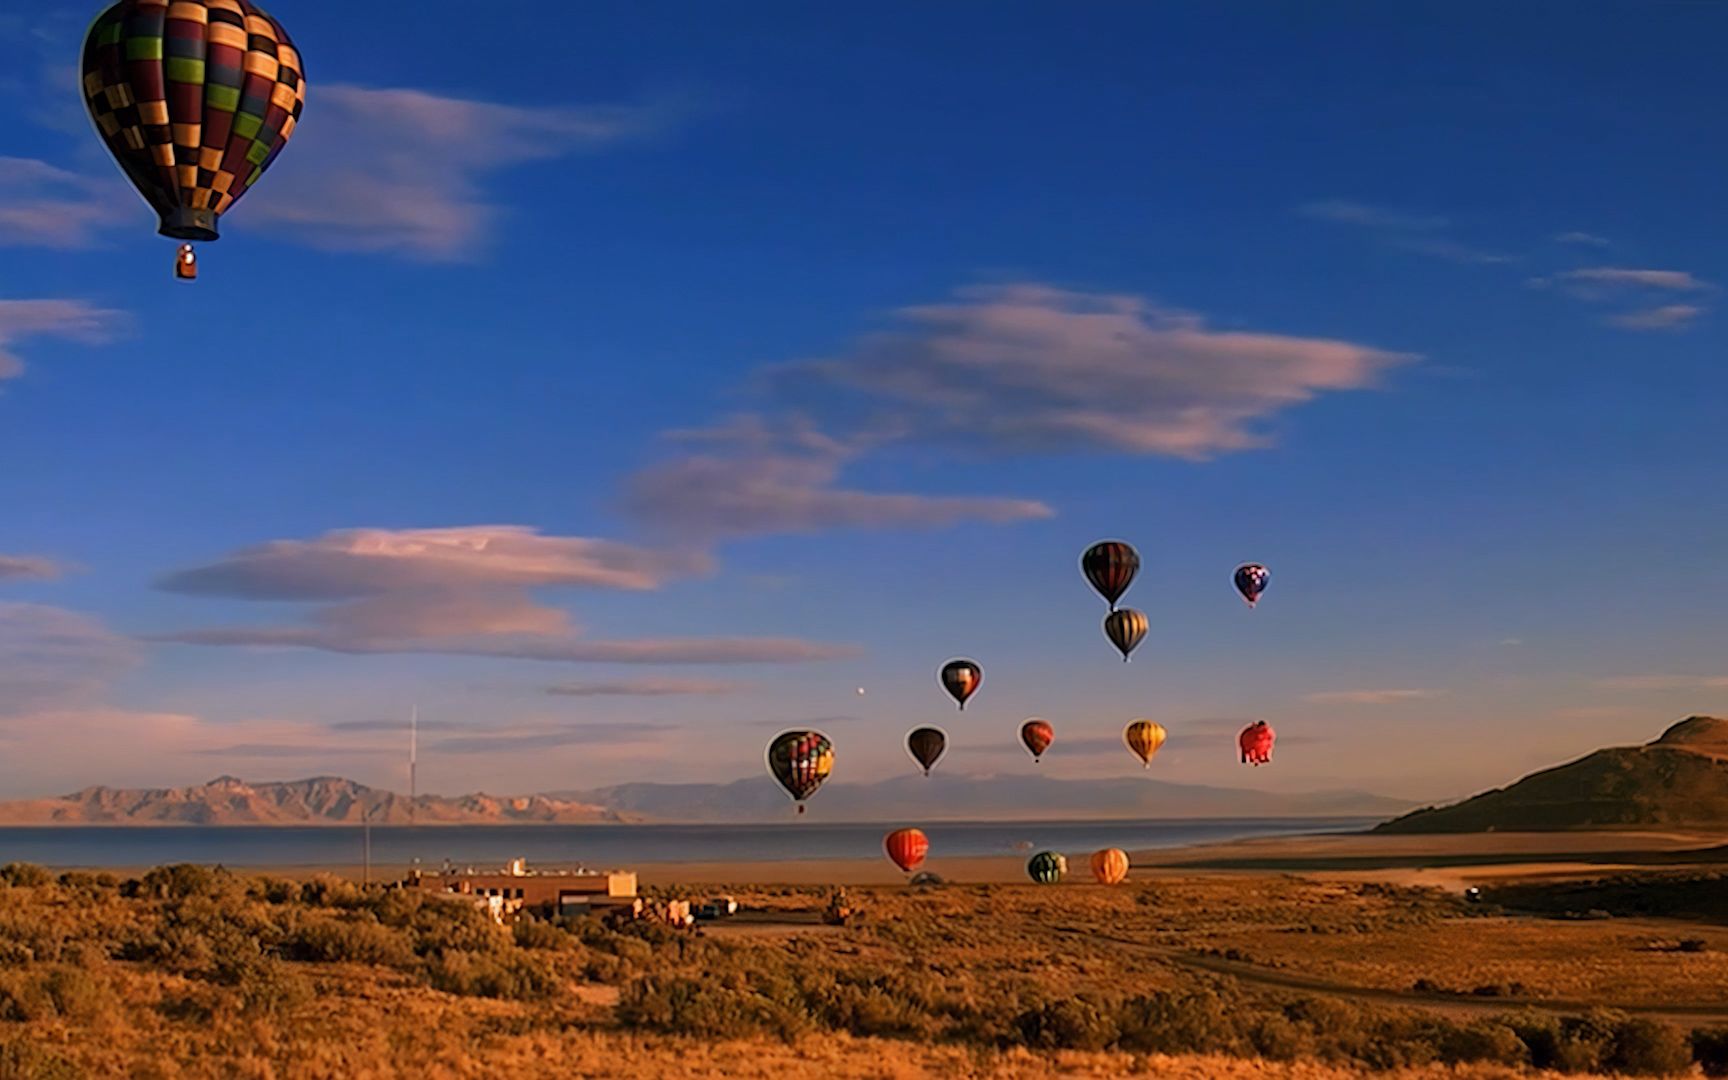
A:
81;0;306;277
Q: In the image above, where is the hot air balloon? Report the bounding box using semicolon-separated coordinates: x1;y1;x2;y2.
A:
81;0;306;278
940;659;982;710
884;828;929;874
906;727;947;776
1027;851;1066;884
1021;718;1054;762
1090;848;1129;885
1103;608;1149;662
1081;541;1139;610
766;730;835;813
1239;721;1275;766
1124;720;1166;767
1234;563;1270;608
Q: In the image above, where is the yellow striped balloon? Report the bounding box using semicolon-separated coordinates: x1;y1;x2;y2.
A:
1124;719;1166;767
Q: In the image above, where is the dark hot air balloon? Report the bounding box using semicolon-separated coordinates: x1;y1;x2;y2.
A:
81;0;306;278
1090;848;1129;885
1124;720;1166;767
767;730;834;813
940;659;981;710
1103;608;1148;662
884;828;929;874
1239;721;1275;766
1020;718;1054;762
1081;541;1139;610
906;727;947;776
1027;851;1066;884
1234;563;1270;608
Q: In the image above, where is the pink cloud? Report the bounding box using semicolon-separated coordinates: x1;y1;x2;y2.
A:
0;157;131;249
0;555;65;582
775;284;1413;459
1607;305;1704;331
1555;268;1711;292
1304;688;1437;705
0;603;140;713
626;415;1053;539
546;678;749;697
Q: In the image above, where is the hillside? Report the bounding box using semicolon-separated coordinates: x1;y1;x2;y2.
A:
0;776;622;826
562;772;1411;823
1377;716;1728;833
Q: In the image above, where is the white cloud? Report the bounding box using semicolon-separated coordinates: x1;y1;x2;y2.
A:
0;298;129;381
1550;268;1712;292
1304;688;1437;705
772;284;1412;459
242;85;679;260
1554;231;1610;247
626;414;1053;539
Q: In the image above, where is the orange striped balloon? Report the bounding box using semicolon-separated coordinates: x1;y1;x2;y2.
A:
1090;848;1129;885
884;828;929;873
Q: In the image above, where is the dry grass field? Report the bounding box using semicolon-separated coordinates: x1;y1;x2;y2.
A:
2;862;1727;1077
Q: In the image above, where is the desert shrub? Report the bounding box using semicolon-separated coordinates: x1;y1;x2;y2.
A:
282;913;414;967
0;1037;80;1080
1246;1014;1313;1061
1439;1021;1528;1065
403;901;510;956
512;919;573;951
423;948;561;1001
297;874;363;909
1115;989;1242;1055
617;974;810;1040
39;967;104;1023
137;864;229;901
1605;1017;1693;1076
1693;1027;1728;1076
0;864;52;889
1014;995;1120;1051
232;957;313;1017
0;974;54;1023
247;876;299;905
1680;939;1708;953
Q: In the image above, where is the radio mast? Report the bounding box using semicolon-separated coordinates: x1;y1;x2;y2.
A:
409;704;418;825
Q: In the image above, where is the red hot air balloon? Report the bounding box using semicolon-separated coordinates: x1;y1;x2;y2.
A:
1082;541;1140;611
1021;718;1054;762
1234;563;1270;608
1238;721;1275;766
884;828;929;874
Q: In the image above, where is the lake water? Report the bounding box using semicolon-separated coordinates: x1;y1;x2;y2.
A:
0;817;1372;870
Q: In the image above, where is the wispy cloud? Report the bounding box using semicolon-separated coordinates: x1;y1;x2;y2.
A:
547;678;749;697
0;555;66;582
1298;200;1448;231
1608;305;1705;331
0;603;140;714
0;299;129;382
1541;267;1713;293
244;85;682;260
768;284;1413;460
1298;200;1513;265
0;158;130;249
627;414;1053;540
429;723;669;755
1554;231;1610;247
150;525;854;666
1304;689;1437;705
1592;674;1728;692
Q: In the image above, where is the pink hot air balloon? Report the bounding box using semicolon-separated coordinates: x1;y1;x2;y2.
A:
1238;721;1275;766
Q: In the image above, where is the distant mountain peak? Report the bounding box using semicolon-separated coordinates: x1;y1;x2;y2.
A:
1653;716;1728;755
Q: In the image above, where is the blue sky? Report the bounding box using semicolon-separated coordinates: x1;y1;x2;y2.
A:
0;2;1723;805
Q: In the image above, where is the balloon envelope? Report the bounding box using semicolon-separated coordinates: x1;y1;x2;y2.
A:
766;730;835;809
1234;563;1270;608
884;828;929;873
1238;721;1275;766
1081;541;1139;609
1103;608;1149;662
940;660;982;710
1021;719;1054;761
81;0;306;244
906;727;947;776
1124;720;1166;767
1090;848;1129;885
1027;851;1066;884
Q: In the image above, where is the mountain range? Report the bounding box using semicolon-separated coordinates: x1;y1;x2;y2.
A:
0;772;1409;826
1377;716;1728;833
